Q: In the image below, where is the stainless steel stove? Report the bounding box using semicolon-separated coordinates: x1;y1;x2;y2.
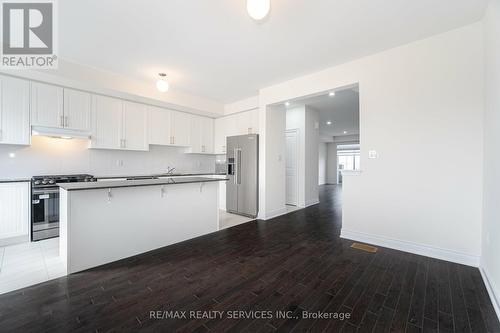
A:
31;174;96;241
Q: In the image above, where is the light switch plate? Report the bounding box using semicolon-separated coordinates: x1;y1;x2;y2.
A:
368;150;378;159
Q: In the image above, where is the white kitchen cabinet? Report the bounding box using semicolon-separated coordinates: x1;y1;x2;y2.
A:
122;101;148;151
188;116;214;154
203;117;214;154
64;89;92;131
90;95;123;149
149;106;171;145
214;117;227;154
0;182;30;242
0;75;30;145
170;110;191;146
213;110;258;155
31;82;64;128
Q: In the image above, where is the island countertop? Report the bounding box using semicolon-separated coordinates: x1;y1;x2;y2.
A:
58;176;228;191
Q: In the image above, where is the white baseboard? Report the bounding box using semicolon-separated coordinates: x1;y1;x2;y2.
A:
340;229;480;267
304;199;320;207
480;265;500;321
261;207;288;220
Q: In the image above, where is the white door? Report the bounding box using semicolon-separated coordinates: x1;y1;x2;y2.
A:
31;82;64;128
286;130;299;206
0;76;30;145
189;115;202;153
63;89;92;131
149;106;171;145
170;111;190;146
91;95;123;149
0;182;30;240
214;117;227;154
202;117;214;154
123;101;148;151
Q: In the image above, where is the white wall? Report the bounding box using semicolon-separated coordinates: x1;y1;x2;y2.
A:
305;108;320;205
259;23;484;265
258;104;287;219
326;143;338;184
0;136;216;178
319;143;327;185
285;106;319;207
482;0;500;317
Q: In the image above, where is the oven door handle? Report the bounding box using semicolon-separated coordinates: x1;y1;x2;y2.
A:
32;188;60;195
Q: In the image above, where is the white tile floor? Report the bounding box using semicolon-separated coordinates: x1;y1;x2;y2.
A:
0;238;65;295
219;210;254;229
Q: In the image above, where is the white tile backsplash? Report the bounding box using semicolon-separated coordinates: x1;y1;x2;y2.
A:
0;136;216;178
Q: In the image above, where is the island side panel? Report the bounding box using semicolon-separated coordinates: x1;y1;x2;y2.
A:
66;182;219;273
59;188;69;275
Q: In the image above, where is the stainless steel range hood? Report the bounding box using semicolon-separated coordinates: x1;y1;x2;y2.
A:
31;126;91;140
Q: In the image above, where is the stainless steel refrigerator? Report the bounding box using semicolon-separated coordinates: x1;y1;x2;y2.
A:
226;134;259;218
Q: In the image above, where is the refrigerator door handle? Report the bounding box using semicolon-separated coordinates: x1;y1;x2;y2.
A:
234;148;238;185
237;149;242;185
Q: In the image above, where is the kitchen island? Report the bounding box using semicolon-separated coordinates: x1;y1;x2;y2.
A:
59;177;227;274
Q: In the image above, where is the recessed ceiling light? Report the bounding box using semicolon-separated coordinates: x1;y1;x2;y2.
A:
343;130;348;134
8;153;15;158
285;101;290;107
326;121;332;125
329;91;336;97
156;73;169;92
247;0;271;20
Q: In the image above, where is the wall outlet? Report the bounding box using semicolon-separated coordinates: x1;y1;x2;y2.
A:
368;150;378;159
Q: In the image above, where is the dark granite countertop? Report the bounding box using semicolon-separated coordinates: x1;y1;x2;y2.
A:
95;173;226;180
0;178;31;183
59;176;228;191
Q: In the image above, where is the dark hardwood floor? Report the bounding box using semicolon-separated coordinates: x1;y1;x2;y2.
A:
0;185;498;332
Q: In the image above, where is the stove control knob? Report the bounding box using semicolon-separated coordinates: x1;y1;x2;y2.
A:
34;180;41;185
49;180;55;184
42;180;49;185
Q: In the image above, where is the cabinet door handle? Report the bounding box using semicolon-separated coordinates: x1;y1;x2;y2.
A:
172;136;175;144
65;116;69;127
60;115;64;127
123;139;126;148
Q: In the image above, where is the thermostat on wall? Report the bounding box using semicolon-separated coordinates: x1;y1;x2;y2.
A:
368;150;378;159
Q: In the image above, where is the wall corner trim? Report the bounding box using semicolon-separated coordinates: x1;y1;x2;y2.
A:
340;229;480;267
480;266;500;322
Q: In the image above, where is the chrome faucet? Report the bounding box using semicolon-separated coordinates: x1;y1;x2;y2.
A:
166;166;176;175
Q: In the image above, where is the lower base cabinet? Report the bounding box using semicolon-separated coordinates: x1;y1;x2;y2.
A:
0;182;30;245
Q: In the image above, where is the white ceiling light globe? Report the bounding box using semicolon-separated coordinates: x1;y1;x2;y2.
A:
247;0;270;20
156;74;169;92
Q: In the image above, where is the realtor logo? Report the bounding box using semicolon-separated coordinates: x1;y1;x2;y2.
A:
1;0;58;68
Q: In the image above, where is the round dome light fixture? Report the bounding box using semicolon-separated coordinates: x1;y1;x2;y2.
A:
247;0;270;20
156;73;169;92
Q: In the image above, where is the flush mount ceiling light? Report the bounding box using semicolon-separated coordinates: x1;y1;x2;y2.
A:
285;101;290;107
156;73;169;92
343;130;348;134
329;91;336;97
326;121;332;125
247;0;271;20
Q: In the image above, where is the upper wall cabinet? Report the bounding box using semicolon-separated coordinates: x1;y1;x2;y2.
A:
31;82;64;128
0;76;30;145
149;106;171;146
90;96;148;151
214;109;259;154
32;83;91;132
64;89;92;132
90;95;123;150
188;116;214;154
170;111;191;147
122;101;148;151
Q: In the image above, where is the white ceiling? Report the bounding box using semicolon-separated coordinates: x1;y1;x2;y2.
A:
299;89;359;137
59;0;487;103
